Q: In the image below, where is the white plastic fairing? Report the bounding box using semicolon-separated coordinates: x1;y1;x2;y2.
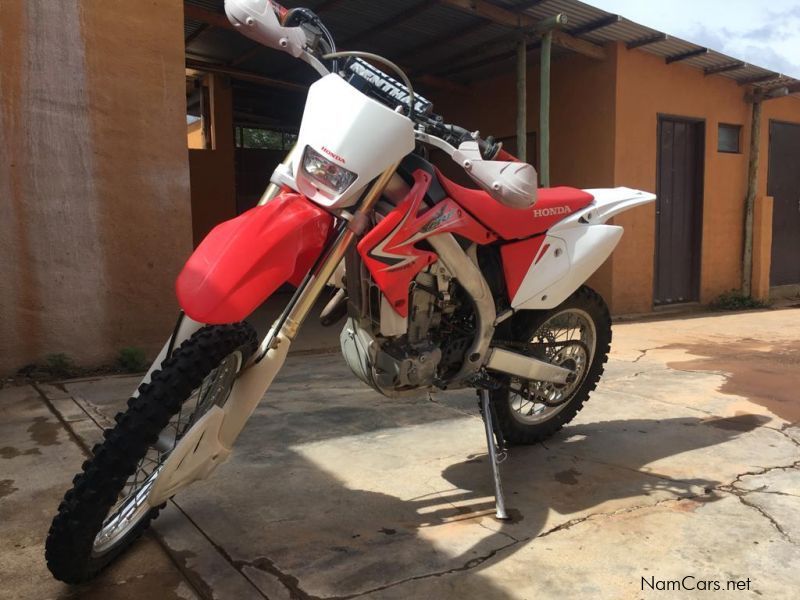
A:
294;74;416;208
581;187;655;224
224;0;307;58
511;225;623;310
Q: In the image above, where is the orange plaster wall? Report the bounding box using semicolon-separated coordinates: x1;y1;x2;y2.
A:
431;44;800;315
0;1;191;373
613;43;754;313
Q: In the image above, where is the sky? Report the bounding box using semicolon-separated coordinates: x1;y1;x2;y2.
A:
584;0;800;77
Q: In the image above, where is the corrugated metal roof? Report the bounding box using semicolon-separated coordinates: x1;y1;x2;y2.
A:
183;0;798;95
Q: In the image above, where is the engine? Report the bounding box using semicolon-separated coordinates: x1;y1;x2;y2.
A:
340;252;475;397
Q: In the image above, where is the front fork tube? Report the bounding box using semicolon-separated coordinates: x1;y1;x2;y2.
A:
479;389;510;520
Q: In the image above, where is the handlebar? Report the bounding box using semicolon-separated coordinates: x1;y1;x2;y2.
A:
225;1;519;163
422;119;512;160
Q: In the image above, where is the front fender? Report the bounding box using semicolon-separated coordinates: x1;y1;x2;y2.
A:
176;193;334;324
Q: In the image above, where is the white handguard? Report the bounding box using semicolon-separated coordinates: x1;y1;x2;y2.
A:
224;0;307;57
453;141;538;209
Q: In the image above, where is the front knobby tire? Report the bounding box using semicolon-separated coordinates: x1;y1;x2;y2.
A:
492;286;611;446
45;323;257;584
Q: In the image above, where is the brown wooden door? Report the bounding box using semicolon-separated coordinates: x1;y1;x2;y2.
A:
767;121;800;286
654;117;705;305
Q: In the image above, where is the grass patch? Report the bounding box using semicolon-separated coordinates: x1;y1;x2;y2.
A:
44;353;79;379
709;290;768;311
116;347;148;373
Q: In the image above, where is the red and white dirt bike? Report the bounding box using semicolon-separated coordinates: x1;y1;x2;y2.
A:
46;0;655;583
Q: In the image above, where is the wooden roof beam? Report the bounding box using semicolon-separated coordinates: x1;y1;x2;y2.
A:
184;4;236;32
343;0;438;46
568;14;621;37
626;33;668;50
704;61;746;76
185;58;307;92
665;47;707;64
738;73;781;86
438;0;538;28
551;30;605;60
185;23;211;45
398;20;490;63
437;1;605;61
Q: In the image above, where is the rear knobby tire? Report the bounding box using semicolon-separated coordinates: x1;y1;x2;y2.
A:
492;286;611;446
45;323;257;584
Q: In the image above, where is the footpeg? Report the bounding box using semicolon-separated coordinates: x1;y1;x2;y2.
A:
479;389;510;520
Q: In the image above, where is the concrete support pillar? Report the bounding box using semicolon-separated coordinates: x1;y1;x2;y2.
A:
751;195;774;302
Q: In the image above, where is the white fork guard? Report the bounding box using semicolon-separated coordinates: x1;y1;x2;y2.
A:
147;330;291;506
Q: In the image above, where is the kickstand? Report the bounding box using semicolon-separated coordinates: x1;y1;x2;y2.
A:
479;388;510;520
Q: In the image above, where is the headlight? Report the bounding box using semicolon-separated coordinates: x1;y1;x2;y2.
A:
301;145;357;195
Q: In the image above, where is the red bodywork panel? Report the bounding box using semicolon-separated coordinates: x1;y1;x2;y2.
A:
176;193;333;324
436;169;594;240
358;169;497;316
500;236;546;299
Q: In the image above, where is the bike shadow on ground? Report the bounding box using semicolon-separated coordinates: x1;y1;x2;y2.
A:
150;410;766;600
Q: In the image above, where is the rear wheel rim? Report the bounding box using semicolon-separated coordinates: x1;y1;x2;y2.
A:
91;350;242;556
508;308;596;425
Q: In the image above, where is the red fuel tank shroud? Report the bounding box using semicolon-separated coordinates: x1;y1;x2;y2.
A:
176;193;333;324
358;169;497;317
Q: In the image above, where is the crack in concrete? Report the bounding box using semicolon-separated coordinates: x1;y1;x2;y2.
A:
327;537;523;600
234;555;323;600
477;520;521;544
168;501;273;600
535;494;705;540
529;460;800;542
721;460;800;490
765;425;800;448
632;348;655;363
733;494;797;545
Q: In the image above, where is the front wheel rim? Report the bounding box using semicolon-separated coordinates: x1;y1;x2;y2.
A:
91;350;242;556
508;308;597;425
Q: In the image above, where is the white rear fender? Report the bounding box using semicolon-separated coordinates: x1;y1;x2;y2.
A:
510;224;622;310
508;187;655;310
556;187;656;229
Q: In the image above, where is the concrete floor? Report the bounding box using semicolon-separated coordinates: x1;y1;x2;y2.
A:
1;307;799;599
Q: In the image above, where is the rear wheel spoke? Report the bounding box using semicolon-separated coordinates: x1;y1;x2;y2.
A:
508;308;596;425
